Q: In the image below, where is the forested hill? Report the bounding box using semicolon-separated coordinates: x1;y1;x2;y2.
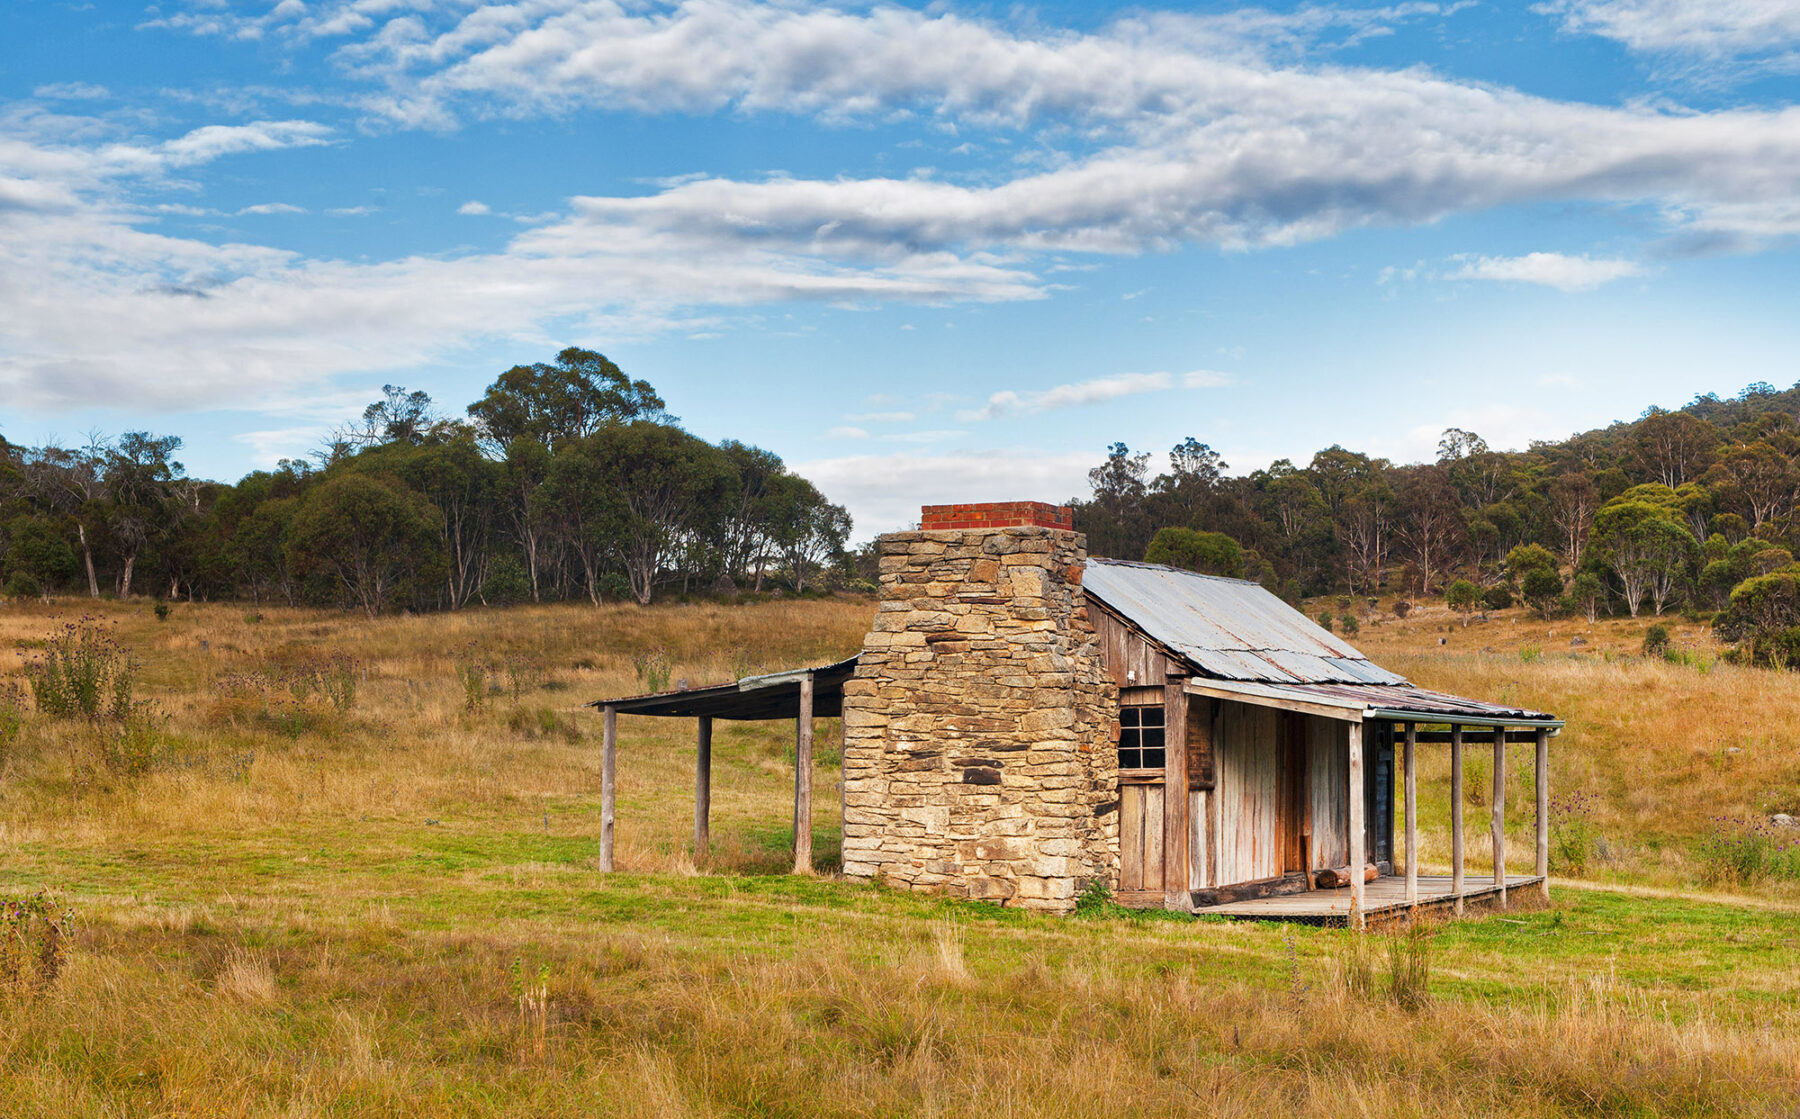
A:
0;349;851;613
1067;380;1800;623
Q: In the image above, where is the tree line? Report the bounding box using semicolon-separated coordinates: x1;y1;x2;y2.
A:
0;349;852;614
1068;382;1800;662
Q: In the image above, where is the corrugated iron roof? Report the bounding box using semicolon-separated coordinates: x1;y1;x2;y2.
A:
588;656;859;720
1082;560;1408;686
1186;678;1558;725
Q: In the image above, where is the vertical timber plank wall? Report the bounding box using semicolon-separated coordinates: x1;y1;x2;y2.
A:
1307;718;1348;871
839;523;1118;913
1163;680;1191;911
1216;702;1281;886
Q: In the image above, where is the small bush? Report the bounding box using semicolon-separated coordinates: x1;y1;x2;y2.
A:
153;600;171;622
1519;644;1542;663
0;889;74;994
1696;817;1800;885
4;571;42;599
1338;612;1360;636
1316;610;1334;633
0;680;24;770
506;705;583;743
1482;585;1514;611
1550;790;1601;875
632;648;672;694
1643;623;1671;657
1392;600;1412;618
27;619;136;723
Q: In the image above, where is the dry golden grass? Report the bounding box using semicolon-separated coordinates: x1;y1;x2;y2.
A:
0;594;1796;1116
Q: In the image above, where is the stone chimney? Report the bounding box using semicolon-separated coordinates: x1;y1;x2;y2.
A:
840;501;1119;912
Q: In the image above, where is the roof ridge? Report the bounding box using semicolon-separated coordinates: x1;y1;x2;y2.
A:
1087;557;1265;586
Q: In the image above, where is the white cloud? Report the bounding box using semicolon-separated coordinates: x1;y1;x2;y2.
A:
238;202;307;215
32;82;110;101
327;205;378;215
826;425;868;439
959;369;1226;421
1548;0;1800;59
1451;252;1645;291
14;0;1800;416
881;429;967;443
793;448;1097;538
457;200;491;215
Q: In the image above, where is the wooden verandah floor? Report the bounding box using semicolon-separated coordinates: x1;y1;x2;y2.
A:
1195;874;1545;926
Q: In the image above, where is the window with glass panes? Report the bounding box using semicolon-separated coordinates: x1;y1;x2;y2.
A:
1117;705;1165;771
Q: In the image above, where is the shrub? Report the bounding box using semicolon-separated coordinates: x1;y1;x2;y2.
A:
4;571;42;599
482;554;532;606
1483;585;1514;611
27;619;136;723
1392;600;1412;618
1316;610;1334;633
632;648;672;693
1550;790;1601;875
0;889;74;994
1522;567;1564;618
1642;623;1671;657
1696;818;1800;886
1446;579;1479;625
1143;527;1245;578
0;680;23;771
1338;613;1360;636
153;600;171;622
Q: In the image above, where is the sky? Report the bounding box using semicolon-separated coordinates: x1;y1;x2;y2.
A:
5;0;1800;537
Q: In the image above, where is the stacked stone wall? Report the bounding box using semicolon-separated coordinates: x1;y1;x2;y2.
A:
840;525;1119;912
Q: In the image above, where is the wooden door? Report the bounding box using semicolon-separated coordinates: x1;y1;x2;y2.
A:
1215;703;1281;885
1117;780;1164;895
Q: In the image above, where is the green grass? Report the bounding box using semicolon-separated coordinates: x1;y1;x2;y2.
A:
3;598;1800;1115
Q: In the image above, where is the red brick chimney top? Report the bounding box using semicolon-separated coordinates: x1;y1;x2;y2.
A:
920;501;1073;531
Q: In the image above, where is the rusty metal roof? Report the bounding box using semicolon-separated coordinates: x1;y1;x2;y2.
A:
587;656;859;720
1185;678;1559;726
1082;560;1408;686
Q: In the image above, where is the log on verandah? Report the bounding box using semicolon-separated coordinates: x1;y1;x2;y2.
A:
1313;864;1378;889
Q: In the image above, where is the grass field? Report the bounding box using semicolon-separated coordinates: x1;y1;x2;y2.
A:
2;595;1799;1117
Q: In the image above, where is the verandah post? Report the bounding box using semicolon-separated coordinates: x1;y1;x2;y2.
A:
794;673;814;875
601;705;617;873
1404;722;1418;907
1536;725;1551;902
1348;721;1365;930
696;715;713;859
1492;726;1507;907
1451;724;1464;917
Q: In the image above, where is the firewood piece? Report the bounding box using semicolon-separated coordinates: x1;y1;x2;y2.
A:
1313;864;1378;889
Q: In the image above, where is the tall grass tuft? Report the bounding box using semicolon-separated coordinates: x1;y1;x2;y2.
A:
1385;922;1433;1012
0;889;73;995
0;680;24;773
27;618;136;723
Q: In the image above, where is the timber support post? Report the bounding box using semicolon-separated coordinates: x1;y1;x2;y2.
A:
1536;725;1550;902
1451;724;1464;917
601;705;617;873
696;715;713;860
1492;726;1507;907
794;672;814;875
1404;722;1418;907
1348;721;1365;930
1163;677;1192;913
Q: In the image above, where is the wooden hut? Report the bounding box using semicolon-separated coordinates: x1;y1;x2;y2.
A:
591;501;1558;927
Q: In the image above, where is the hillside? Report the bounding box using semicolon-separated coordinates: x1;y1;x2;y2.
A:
1;598;1798;1115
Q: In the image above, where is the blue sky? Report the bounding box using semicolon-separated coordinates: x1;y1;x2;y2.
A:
5;0;1800;534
